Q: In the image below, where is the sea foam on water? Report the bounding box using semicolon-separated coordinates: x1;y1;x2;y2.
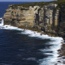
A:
3;25;64;65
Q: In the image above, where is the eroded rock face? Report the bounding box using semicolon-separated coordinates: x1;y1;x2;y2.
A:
57;4;65;37
3;3;59;31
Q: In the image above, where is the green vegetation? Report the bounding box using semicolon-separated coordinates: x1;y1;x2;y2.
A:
12;2;45;7
12;1;57;7
57;0;65;3
9;0;65;8
56;0;65;7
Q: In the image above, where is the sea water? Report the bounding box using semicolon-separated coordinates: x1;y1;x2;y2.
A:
0;25;64;65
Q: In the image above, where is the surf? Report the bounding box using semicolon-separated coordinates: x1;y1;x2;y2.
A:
0;18;64;65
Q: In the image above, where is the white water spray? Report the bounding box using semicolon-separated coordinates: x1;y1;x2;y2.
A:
0;19;64;65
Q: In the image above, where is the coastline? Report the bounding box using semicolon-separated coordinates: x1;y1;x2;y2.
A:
1;24;64;41
0;24;64;65
3;23;65;40
3;2;65;40
18;26;64;40
11;25;64;41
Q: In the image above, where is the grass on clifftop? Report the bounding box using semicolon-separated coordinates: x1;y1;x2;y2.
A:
9;1;65;8
12;1;57;7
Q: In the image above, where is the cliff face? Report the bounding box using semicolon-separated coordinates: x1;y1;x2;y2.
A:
3;3;59;31
4;4;59;29
57;3;65;38
4;5;40;27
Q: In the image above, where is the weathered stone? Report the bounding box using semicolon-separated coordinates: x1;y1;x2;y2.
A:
3;3;59;31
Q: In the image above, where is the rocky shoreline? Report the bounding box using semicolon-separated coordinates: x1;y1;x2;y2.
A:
18;26;64;40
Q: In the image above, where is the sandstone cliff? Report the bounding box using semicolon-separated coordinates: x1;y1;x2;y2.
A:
3;2;65;38
3;3;65;37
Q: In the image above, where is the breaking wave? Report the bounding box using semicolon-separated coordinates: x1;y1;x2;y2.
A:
2;25;64;65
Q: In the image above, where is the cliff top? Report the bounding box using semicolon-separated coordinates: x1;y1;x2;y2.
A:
9;0;65;8
10;1;57;8
57;0;65;3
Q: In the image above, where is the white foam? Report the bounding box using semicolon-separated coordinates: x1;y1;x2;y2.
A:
1;25;64;65
1;25;64;41
20;29;63;41
2;25;18;30
17;28;63;65
0;25;24;31
39;38;63;65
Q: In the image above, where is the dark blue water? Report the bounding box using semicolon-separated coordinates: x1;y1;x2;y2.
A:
0;29;63;65
0;2;27;17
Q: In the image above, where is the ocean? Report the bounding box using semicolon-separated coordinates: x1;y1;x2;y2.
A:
0;27;64;65
0;2;65;65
